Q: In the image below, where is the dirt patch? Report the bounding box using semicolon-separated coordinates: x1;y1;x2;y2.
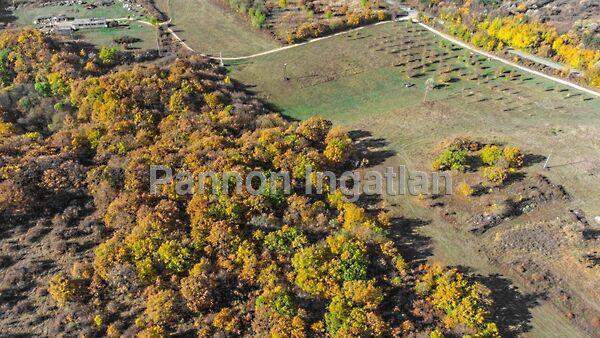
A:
423;141;600;336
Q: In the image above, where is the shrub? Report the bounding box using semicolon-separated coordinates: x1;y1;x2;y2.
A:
291;245;332;297
249;8;267;28
169;90;186;113
145;289;178;324
157;240;192;274
346;12;361;26
502;146;524;168
213;307;241;334
106;324;120;337
449;137;479;151
324;127;353;165
47;72;70;95
180;261;215;312
393;256;407;273
457;182;474;197
482;166;508;184
327;235;368;282
416;265;495;332
48;274;76;306
34;80;52;97
324;280;385;336
437;72;452;84
291;234;368;298
204;91;222;109
138;325;165;338
99;47;118;65
430;329;444;338
234;240;258;281
432;147;468;171
297;116;332;142
18;96;31;111
24;131;41;141
94;237;128;280
93;314;103;328
480;145;502;166
135;257;158;282
0;121;13;136
293;153;315;180
264;225;307;254
255;286;298;318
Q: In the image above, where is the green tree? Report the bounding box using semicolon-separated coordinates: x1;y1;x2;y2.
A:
480;145;502;166
99;47;118;65
157;240;192;274
264;225;307;254
249;8;267;28
432;147;468;171
325;280;385;336
149;16;162;57
34;80;52;97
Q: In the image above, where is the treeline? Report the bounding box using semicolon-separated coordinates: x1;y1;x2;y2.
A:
287;8;389;43
1;28;499;337
421;6;600;88
220;0;390;43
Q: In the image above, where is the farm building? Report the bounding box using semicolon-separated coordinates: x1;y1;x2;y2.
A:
51;18;116;33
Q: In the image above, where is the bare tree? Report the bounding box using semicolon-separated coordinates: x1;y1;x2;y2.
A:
423;77;434;103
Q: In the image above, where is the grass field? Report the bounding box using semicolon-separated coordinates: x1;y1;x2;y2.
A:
228;21;600;217
14;3;156;50
228;20;599;337
169;0;280;57
75;24;156;50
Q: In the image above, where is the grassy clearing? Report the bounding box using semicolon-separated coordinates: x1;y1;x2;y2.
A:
169;0;280;57
75;24;157;50
228;20;599;337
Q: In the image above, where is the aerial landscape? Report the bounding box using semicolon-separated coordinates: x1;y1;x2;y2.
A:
0;0;598;337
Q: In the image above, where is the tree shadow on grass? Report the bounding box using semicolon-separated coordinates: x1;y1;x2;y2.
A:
463;270;546;337
0;7;16;26
522;154;547;168
388;217;433;265
581;253;600;268
349;129;397;166
582;229;600;240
